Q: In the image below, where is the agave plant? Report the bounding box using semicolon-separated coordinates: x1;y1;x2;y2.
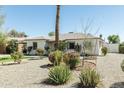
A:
121;60;124;72
48;65;71;85
79;68;100;88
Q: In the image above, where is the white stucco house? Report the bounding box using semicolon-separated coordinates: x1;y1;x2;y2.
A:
24;32;105;55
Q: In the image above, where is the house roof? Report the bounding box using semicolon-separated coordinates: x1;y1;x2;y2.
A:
24;33;102;41
9;37;26;41
25;36;50;41
49;33;101;41
7;37;26;43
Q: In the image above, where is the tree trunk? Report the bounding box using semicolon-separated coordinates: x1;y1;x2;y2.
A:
55;5;60;50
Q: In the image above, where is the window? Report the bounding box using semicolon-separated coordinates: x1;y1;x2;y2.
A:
33;42;37;50
69;42;75;49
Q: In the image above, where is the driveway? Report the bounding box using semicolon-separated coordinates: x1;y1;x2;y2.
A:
97;53;124;88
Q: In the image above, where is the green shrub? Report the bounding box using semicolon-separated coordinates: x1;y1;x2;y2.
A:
119;45;124;54
79;68;100;88
121;60;124;72
36;48;44;58
63;52;80;69
48;65;71;85
11;52;23;63
48;50;63;66
101;47;108;56
6;39;18;54
58;41;68;51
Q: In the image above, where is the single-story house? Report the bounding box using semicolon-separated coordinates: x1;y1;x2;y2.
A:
24;32;105;55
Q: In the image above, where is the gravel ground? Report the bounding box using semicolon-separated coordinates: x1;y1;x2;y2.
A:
0;53;124;88
0;57;80;88
96;53;124;88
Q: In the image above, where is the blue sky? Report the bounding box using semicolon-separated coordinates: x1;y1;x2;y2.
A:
2;5;124;42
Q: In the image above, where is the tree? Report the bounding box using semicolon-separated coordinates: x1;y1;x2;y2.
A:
81;19;98;56
0;31;7;53
55;5;60;49
108;35;112;43
18;32;27;37
107;35;120;44
8;29;18;37
6;39;18;54
80;19;100;66
48;31;55;36
0;31;6;44
0;9;6;53
8;29;27;37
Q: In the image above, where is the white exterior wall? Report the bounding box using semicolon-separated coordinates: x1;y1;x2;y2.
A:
25;40;46;55
66;39;101;55
25;39;102;55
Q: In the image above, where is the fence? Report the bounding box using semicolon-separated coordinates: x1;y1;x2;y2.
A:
106;44;119;53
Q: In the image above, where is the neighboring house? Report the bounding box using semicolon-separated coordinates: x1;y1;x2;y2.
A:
24;32;105;55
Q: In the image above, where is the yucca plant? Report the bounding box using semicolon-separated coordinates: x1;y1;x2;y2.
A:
79;68;100;88
48;65;71;85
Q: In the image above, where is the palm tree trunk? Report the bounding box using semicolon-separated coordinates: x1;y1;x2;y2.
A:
55;5;60;50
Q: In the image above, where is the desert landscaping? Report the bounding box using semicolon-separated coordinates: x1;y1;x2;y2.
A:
0;53;124;88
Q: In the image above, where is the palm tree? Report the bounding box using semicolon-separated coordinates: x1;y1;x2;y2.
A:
0;8;6;54
55;5;60;49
